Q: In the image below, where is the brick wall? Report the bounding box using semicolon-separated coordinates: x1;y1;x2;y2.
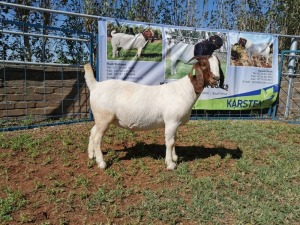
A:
0;66;90;122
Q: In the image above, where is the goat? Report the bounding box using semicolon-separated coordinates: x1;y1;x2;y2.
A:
84;58;217;170
238;37;273;65
111;29;154;58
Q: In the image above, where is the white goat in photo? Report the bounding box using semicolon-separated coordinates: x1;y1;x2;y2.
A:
111;29;154;58
84;59;217;170
238;37;273;65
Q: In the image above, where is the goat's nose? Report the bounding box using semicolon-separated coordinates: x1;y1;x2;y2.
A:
209;79;218;87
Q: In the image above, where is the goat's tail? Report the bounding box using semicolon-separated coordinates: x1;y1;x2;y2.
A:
84;63;97;91
111;30;116;36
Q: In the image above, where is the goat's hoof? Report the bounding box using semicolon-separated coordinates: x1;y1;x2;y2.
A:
98;161;107;169
88;153;95;159
167;162;176;170
173;155;178;163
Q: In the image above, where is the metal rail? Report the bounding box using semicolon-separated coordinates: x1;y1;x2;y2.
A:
1;30;89;42
1;1;300;39
282;73;300;77
0;1;101;19
0;60;83;68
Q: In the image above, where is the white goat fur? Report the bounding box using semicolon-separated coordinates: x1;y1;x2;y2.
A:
84;62;215;170
111;30;153;58
243;39;272;64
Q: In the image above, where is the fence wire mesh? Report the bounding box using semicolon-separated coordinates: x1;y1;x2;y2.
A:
276;50;300;121
0;19;93;131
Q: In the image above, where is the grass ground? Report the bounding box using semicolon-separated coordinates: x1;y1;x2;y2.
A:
0;120;299;224
106;40;162;62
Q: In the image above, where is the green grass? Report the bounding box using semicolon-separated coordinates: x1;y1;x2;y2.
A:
107;40;162;62
0;188;27;222
0;120;299;224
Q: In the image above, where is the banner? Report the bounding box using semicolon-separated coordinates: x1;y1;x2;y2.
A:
98;19;279;110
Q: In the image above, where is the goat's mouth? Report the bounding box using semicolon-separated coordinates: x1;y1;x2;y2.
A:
212;73;220;81
210;74;220;87
208;77;219;88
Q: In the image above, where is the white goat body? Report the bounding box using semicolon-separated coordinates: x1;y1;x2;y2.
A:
239;38;272;64
84;60;216;170
111;30;154;58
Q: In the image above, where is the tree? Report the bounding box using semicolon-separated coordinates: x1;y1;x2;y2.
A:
1;0;299;63
269;0;300;49
12;0;34;61
0;0;70;62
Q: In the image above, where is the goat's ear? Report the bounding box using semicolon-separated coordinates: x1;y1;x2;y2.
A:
191;68;196;77
189;64;204;94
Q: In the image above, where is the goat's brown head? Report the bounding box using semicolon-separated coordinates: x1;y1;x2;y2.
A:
142;29;155;42
238;38;247;47
188;56;218;94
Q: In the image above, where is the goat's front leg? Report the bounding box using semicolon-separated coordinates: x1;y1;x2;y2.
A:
170;59;178;75
165;124;178;170
136;48;142;58
265;56;269;64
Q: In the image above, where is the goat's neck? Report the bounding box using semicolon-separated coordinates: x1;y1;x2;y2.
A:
177;76;199;103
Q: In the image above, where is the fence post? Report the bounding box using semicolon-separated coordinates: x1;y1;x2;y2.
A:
284;38;298;118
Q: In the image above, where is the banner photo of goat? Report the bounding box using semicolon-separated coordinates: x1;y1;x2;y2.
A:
164;28;227;80
98;19;279;111
212;32;279;110
98;20;165;85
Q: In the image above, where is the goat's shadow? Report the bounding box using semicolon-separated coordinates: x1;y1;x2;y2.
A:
105;142;242;166
140;53;162;58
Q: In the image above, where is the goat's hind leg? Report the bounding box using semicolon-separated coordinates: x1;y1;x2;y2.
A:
93;128;107;169
88;125;97;159
92;113;114;169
